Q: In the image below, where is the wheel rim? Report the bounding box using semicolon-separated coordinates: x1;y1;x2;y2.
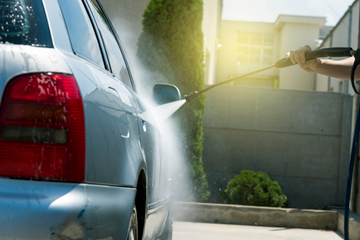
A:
127;205;138;240
129;228;135;240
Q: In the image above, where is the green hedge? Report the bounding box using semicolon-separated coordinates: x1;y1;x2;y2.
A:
137;0;210;201
223;170;287;207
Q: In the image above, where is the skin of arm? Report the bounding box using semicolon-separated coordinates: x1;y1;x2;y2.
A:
286;45;359;81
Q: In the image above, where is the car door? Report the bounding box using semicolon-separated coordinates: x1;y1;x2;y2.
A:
81;0;146;186
84;0;163;205
56;0;145;238
72;0;167;238
58;0;144;188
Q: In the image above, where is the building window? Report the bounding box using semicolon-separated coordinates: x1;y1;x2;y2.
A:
237;31;274;66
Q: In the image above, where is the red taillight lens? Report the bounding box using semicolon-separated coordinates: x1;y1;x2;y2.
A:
0;74;85;182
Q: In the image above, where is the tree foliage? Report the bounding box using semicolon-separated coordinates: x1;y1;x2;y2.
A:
223;170;287;207
137;0;210;201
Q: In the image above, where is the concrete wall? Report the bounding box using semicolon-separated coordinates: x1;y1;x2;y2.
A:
175;202;338;230
202;86;353;209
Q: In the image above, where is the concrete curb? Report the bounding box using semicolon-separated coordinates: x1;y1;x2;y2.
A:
174;202;338;230
336;209;360;240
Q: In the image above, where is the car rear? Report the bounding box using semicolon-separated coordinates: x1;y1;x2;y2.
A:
0;0;135;239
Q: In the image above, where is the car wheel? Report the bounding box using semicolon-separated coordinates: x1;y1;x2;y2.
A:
127;205;138;240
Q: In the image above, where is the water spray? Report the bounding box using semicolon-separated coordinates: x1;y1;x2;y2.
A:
184;47;356;103
184;47;360;240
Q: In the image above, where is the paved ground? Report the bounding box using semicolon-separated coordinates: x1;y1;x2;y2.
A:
173;221;344;240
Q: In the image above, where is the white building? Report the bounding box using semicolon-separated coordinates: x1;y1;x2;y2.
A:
202;0;223;85
216;15;329;91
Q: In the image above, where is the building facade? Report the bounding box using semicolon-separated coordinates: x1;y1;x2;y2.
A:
216;15;327;91
316;0;359;95
202;0;223;85
315;0;360;215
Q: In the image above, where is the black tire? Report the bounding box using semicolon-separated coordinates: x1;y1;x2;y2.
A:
127;205;138;240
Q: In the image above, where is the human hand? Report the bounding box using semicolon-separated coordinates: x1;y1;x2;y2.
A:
286;45;321;73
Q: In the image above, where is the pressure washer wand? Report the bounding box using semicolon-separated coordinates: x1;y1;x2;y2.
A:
184;47;356;103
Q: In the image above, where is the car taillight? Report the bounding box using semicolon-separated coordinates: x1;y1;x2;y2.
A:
0;73;85;182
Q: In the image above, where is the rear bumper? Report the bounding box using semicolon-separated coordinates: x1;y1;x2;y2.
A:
0;178;136;240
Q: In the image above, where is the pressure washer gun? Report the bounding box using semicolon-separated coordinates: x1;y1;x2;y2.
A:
184;47;357;103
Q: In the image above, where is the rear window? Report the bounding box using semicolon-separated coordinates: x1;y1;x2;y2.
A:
0;0;52;47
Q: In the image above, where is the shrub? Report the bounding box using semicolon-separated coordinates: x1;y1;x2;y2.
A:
223;170;287;207
137;0;210;201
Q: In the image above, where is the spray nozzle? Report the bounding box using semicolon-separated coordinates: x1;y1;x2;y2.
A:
184;91;199;103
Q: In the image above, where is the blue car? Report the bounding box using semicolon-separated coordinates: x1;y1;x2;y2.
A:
0;0;180;239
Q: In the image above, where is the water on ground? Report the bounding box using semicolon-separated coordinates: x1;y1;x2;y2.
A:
173;222;343;240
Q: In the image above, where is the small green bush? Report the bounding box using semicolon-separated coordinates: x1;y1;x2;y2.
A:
223;170;287;207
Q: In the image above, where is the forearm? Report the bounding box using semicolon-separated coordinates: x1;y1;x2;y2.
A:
315;57;358;81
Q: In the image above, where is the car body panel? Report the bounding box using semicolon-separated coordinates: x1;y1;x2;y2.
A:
132;94;162;201
0;179;136;240
44;0;148;191
60;51;145;188
0;0;171;238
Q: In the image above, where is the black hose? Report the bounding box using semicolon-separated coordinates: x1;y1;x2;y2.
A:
345;100;360;240
345;48;360;240
351;50;360;94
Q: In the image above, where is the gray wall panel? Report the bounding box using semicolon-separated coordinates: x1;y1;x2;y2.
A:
203;86;352;209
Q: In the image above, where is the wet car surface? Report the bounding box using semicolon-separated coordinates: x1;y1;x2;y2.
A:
0;0;175;239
